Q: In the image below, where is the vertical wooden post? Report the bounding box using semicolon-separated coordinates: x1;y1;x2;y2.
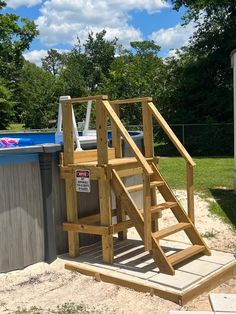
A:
143;175;152;250
142;101;153;250
61;99;79;257
187;162;195;224
96;99;113;263
111;104;122;158
142;101;154;158
111;104;127;240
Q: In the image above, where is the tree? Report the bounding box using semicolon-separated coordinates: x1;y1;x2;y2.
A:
0;78;14;129
0;1;38;85
83;30;118;91
42;49;63;76
104;41;167;125
162;1;236;124
19;61;58;129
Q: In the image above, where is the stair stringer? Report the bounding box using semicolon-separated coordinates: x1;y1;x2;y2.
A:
151;162;211;256
111;169;175;275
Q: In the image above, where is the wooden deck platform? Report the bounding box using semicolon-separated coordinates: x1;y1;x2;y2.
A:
60;238;236;305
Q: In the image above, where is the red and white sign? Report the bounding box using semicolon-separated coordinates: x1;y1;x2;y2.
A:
75;169;90;193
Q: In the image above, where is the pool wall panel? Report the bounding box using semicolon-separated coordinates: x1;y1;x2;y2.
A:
0;161;44;272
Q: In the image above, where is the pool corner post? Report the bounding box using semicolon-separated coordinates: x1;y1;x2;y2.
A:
231;49;236;194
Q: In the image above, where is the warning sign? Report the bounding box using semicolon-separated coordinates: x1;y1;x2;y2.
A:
75;169;91;193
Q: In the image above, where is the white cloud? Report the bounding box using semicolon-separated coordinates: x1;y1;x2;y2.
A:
7;0;42;9
23;49;48;66
23;48;68;66
35;0;169;47
149;22;195;51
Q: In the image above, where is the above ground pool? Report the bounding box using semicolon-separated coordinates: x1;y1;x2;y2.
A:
0;130;143;150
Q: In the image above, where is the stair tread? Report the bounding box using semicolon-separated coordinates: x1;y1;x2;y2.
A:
151;202;177;212
127;180;164;193
152;222;191;240
167;245;205;266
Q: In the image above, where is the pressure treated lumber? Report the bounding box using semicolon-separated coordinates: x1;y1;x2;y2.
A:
102;100;153;175
110;97;152;105
148;102;195;167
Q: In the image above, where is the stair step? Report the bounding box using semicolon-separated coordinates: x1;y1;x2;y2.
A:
168;245;206;266
151;201;177;213
152;222;191;240
126;180;164;193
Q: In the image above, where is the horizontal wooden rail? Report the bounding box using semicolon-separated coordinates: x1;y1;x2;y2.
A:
102;100;153;175
110;97;152;105
63;95;108;104
148;102;195;167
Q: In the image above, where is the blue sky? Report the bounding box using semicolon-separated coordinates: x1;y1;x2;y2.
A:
3;0;195;65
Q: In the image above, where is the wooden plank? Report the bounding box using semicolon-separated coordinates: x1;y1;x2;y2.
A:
96;99;109;165
143;175;152;251
126;180;164;193
60;165;105;180
142;101;154;158
102;100;153;175
111;170;175;275
63;223;110;235
111;104;122;158
70;95;108;104
116;196;128;240
65;263;181;304
73;148;116;164
61;100;74;165
187;163;195;223
181;261;236;306
110;97;152;105
65;178;79;257
117;166;143;178
148;102;195;167
152;223;191;240
151;162;211;256
98;176;113;263
113;220;133;234
168;245;205;266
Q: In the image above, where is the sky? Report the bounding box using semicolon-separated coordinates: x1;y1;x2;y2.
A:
3;0;195;66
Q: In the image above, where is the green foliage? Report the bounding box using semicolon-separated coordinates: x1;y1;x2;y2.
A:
0;1;38;85
42;49;63;76
0;77;14;129
104;40;166;124
19;61;58;129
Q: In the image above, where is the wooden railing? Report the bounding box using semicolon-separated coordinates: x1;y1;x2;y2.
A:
109;97;196;224
147;101;196;223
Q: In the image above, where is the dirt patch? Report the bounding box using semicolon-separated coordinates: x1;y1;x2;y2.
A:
0;190;235;314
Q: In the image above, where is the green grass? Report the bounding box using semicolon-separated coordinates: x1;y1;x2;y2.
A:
159;157;236;230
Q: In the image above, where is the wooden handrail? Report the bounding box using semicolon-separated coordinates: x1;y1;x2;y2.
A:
62;95;108;104
110;97;152;105
148;102;196;167
102;100;153;176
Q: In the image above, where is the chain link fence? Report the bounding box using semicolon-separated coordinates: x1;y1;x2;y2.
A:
127;123;233;156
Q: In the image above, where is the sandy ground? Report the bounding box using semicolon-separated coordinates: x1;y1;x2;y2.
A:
0;190;236;314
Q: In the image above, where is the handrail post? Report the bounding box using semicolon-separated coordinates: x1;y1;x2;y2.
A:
111;104;127;240
111;104;122;158
187;162;195;223
61;99;79;256
95;99;113;263
96;99;109;165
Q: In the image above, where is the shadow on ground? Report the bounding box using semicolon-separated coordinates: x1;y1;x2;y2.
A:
210;188;236;229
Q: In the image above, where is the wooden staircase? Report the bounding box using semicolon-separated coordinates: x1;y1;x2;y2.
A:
111;162;210;275
60;95;211;275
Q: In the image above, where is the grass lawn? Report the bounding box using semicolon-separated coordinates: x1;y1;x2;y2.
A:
159;157;236;230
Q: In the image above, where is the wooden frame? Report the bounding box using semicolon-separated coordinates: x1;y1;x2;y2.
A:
60;94;207;274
